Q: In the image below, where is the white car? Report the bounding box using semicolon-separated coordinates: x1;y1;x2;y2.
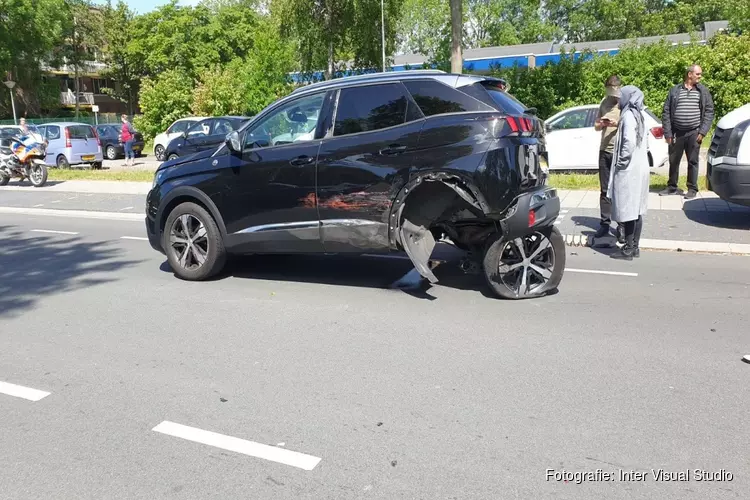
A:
543;104;669;171
707;103;750;206
152;117;206;161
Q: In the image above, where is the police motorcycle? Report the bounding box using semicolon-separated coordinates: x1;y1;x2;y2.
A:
0;128;49;187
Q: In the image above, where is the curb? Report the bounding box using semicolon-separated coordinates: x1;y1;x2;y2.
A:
561;233;750;256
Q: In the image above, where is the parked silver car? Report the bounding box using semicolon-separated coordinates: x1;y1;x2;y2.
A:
37;122;104;169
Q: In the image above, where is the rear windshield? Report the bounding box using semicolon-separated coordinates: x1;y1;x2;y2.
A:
644;108;661;124
459;81;529;115
69;125;96;139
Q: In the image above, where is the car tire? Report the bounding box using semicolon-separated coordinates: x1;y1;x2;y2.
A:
92;162;103;170
168;153;179;161
155;145;165;161
56;155;70;169
106;145;118;160
482;225;565;300
163;202;226;281
0;173;9;186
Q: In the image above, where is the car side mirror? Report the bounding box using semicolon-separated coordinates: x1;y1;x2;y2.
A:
226;131;241;153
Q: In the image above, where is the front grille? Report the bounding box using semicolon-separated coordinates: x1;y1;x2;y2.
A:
709;127;732;157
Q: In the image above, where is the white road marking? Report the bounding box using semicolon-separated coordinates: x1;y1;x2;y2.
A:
554;209;569;226
152;421;321;471
31;229;79;235
50;200;62;203
0;381;51;402
0;206;142;221
120;206;134;211
120;236;148;241
566;267;638;277
33;204;44;207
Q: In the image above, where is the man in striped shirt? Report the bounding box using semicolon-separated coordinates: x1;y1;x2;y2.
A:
660;64;714;199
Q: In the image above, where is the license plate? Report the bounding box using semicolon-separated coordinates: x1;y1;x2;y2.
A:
82;155;95;161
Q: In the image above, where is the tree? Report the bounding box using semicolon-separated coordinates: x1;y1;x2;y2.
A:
100;1;141;115
135;69;194;141
60;0;105;119
449;0;463;73
0;0;68;118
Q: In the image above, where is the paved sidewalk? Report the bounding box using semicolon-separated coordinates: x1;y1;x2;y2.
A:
558;189;750;213
0;180;152;195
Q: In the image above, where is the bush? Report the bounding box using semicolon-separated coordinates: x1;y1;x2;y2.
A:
134;69;195;141
491;32;750;125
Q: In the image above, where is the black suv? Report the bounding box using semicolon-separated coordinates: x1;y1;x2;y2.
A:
146;70;565;299
163;116;250;161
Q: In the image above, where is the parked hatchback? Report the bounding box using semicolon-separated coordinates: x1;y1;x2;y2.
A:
163;116;250;161
152;117;206;161
96;124;145;160
146;70;564;300
543;104;668;170
37;122;104;169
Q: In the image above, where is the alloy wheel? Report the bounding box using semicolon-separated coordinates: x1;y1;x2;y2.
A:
169;214;209;271
30;166;44;184
155;145;165;161
495;232;556;298
107;146;117;160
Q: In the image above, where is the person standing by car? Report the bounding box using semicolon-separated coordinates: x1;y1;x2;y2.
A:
120;114;135;166
660;64;714;199
608;85;650;261
594;75;622;240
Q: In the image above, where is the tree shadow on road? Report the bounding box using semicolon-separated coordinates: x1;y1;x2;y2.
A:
0;225;142;319
682;199;750;230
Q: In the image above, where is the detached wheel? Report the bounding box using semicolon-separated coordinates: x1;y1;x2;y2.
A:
154;145;165;161
162;202;226;281
483;226;565;300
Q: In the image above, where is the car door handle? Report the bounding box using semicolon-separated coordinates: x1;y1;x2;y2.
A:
290;155;315;166
379;144;408;155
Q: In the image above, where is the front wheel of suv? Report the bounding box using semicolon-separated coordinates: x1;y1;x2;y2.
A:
163;202;226;281
482;226;565;300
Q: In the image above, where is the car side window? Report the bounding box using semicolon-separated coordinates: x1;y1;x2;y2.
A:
333;83;421;137
187;120;212;138
213;119;233;136
168;121;187;134
244;92;326;150
403;79;494;117
45;126;60;140
547;110;589;131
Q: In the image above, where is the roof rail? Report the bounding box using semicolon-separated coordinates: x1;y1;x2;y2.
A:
291;69;446;94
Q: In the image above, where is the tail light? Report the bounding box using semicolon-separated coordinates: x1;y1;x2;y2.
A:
93;128;101;147
650;126;664;139
64;127;72;148
505;116;536;137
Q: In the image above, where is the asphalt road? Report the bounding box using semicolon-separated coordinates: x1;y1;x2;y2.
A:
0;214;748;500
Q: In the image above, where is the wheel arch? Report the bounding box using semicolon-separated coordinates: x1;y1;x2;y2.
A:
158;186;227;239
387;171;493;284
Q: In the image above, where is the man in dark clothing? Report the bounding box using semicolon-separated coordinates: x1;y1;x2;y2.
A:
660;64;714;199
594;75;622;239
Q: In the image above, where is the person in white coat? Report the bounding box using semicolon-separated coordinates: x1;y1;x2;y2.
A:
607;85;650;260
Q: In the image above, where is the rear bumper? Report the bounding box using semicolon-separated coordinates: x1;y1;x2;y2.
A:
708;160;750;207
500;186;560;239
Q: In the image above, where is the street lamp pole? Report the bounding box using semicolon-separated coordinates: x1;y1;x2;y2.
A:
381;0;386;72
3;80;17;125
